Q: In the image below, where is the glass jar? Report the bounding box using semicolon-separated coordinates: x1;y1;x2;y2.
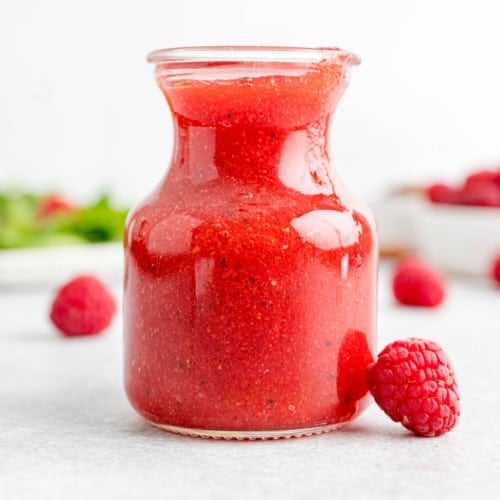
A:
124;46;377;439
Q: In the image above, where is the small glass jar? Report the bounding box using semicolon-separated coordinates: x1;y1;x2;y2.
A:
124;46;378;439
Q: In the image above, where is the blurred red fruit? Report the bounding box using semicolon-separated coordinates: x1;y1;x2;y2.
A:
426;183;460;204
392;257;446;307
458;181;500;207
50;275;116;337
492;255;500;286
464;169;498;188
38;195;76;219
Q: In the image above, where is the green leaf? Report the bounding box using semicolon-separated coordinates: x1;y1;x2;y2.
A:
0;190;129;249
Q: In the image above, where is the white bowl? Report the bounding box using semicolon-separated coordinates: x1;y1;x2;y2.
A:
415;202;500;276
369;193;424;255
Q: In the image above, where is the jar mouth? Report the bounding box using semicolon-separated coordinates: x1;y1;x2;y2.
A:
146;45;360;66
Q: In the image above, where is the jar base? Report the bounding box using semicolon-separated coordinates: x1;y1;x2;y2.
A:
150;421;347;440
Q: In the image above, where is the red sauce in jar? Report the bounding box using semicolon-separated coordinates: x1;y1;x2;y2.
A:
124;48;377;437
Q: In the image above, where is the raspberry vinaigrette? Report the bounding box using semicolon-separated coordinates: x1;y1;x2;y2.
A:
124;47;378;439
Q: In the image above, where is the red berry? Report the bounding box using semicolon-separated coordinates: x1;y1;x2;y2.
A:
458;181;500;207
425;183;460;204
464;169;498;188
50;275;116;337
492;254;500;286
392;257;446;307
38;194;76;219
366;338;460;437
494;170;500;187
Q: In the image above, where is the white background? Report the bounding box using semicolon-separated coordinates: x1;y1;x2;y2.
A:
1;0;500;204
2;5;500;498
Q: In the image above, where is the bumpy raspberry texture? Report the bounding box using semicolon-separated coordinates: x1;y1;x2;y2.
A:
392;257;446;307
50;275;116;337
366;338;460;437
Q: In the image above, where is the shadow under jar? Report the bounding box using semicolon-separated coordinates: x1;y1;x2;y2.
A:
124;46;378;439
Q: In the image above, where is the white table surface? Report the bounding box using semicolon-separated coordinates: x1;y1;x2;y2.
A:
1;263;499;499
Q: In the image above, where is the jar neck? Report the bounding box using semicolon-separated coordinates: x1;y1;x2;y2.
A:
156;55;355;194
167;115;336;193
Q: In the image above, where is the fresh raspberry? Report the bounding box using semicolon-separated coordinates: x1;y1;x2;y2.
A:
38;194;76;219
425;183;460;205
392;257;446;307
366;338;460;437
492;254;500;286
50;275;116;337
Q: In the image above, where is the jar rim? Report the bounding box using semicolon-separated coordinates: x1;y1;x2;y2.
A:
146;46;360;65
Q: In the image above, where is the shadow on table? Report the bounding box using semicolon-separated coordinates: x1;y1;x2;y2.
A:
120;414;415;445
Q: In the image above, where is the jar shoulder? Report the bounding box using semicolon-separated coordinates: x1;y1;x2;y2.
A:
125;182;376;264
127;179;375;228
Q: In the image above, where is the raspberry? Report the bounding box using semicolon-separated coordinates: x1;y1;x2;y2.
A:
425;183;460;205
50;275;116;336
458;181;500;207
464;169;498;188
366;338;460;437
392;257;446;307
492;254;500;286
38;194;76;219
425;170;500;207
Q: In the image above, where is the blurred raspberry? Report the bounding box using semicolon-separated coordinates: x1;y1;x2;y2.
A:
392;257;446;307
492;254;500;286
458;181;500;207
425;183;460;204
50;275;116;337
38;195;76;219
464;169;498;188
494;170;500;187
